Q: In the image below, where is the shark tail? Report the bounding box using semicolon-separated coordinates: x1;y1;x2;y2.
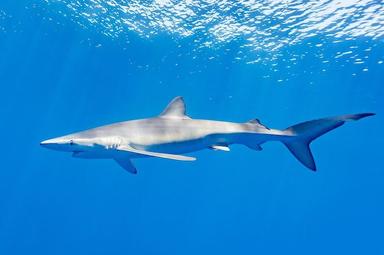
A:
282;113;374;171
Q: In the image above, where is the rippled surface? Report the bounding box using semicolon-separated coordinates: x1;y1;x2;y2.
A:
41;0;384;46
29;0;384;78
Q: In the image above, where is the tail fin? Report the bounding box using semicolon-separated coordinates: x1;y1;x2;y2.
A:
283;113;374;171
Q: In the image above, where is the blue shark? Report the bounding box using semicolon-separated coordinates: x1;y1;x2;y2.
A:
41;96;374;174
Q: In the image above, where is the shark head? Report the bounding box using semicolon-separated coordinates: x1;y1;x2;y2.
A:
40;135;95;152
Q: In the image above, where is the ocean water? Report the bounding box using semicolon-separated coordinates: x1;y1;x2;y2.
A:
0;0;383;254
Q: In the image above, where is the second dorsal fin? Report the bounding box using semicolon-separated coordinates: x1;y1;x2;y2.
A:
247;118;270;130
159;96;190;119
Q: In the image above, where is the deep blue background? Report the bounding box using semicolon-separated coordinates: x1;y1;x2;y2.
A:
1;1;383;255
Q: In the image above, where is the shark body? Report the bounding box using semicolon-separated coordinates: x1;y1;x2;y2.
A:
41;96;374;174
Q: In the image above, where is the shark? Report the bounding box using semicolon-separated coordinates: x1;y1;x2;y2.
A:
40;96;374;174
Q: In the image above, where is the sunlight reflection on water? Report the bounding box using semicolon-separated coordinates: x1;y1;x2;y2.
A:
25;0;384;80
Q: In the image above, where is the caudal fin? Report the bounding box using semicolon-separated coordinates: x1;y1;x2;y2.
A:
283;113;374;171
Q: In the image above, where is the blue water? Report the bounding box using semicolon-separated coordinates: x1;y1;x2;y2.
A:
1;1;384;254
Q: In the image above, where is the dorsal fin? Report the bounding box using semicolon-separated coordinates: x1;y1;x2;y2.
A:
247;118;270;130
160;96;190;119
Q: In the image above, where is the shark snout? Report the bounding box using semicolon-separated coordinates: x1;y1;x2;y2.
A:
40;137;73;152
40;139;51;145
40;138;58;148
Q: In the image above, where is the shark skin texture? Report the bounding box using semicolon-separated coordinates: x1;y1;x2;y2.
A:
41;96;374;174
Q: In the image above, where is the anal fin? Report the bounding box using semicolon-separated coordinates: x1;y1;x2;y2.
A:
245;144;263;151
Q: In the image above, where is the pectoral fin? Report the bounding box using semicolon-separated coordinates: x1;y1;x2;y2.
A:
114;156;137;174
117;145;196;161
